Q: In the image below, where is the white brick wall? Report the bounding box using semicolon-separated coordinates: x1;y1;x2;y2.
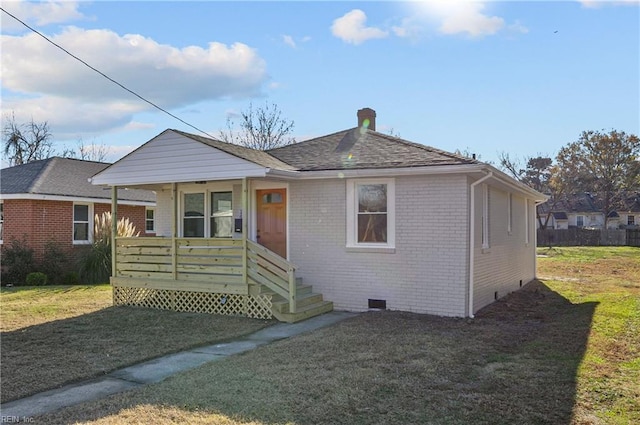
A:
472;185;536;313
289;174;469;317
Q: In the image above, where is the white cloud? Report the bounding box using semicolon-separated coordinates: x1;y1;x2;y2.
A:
0;0;85;32
1;26;268;137
579;0;639;7
331;9;388;45
427;2;505;37
282;34;296;48
508;20;529;34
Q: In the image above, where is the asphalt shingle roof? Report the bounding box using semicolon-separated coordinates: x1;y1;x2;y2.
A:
267;128;477;171
1;157;155;202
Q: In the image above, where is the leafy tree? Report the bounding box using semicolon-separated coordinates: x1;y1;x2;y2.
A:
552;129;640;227
219;102;295;150
2;113;53;165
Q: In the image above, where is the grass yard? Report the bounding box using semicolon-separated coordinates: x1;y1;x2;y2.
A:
33;247;639;425
0;285;274;403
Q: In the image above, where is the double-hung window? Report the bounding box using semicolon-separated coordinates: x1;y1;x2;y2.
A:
629;215;636;226
182;190;233;238
347;179;395;250
73;203;92;244
211;192;233;237
145;208;155;233
183;193;205;237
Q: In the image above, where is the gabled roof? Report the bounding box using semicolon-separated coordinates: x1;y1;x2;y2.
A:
268;128;477;171
1;157;155;203
172;129;296;171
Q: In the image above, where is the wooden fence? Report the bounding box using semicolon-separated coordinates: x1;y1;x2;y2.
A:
537;228;640;247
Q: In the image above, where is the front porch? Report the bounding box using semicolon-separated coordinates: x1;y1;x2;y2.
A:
111;236;333;323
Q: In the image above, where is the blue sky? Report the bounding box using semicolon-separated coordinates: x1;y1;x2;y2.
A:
1;1;638;167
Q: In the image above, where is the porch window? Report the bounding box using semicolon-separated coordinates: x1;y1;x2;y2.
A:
145;208;155;233
73;203;92;244
211;192;233;237
183;193;205;237
346;179;395;250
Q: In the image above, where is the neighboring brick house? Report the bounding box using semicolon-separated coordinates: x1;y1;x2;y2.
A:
0;157;156;263
91;108;546;322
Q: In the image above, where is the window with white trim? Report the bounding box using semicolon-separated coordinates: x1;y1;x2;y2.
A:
524;199;530;245
346;179;395;249
576;215;585;227
481;184;490;248
507;193;513;234
211;192;233;237
145;208;155;233
73;203;92;244
181;190;234;238
628;215;635;226
183;193;205;237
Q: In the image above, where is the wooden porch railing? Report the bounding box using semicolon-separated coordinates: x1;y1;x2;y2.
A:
114;237;298;313
246;239;297;313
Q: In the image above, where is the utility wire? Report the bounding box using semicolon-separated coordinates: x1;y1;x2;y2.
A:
0;7;218;140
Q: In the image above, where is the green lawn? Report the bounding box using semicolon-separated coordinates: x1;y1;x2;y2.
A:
31;247;638;425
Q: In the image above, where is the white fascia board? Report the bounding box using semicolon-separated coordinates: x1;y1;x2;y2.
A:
0;193;155;206
90;170;268;186
266;164;487;180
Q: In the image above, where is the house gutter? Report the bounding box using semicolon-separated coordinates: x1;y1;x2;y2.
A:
468;170;493;318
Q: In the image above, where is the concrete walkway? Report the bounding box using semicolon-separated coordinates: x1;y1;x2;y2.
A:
0;311;356;419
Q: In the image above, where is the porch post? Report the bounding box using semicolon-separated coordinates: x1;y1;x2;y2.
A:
171;183;178;280
111;186;118;278
242;177;248;284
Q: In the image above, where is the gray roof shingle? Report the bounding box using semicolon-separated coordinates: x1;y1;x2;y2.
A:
1;157;155;202
267;128;477;171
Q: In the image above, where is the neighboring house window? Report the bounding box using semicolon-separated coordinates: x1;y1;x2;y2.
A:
73;203;92;244
482;184;490;249
145;208;155;233
576;215;585;227
183;193;205;237
346;179;395;249
629;215;636;226
211;192;233;238
0;201;3;244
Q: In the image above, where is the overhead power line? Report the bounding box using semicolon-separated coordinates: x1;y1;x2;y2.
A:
0;7;218;139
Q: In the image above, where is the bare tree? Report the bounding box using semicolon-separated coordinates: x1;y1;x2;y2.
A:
3;113;53;165
62;138;110;162
219;102;295;150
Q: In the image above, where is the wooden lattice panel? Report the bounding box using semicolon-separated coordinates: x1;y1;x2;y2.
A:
113;287;272;319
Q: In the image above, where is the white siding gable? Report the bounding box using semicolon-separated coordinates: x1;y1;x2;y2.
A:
92;130;267;186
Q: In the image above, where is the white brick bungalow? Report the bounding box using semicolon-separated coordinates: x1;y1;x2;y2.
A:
91;108;547;322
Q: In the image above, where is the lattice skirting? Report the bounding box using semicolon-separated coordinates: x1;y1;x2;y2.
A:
113;287;273;320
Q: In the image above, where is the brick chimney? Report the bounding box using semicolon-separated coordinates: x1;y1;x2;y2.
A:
357;108;376;131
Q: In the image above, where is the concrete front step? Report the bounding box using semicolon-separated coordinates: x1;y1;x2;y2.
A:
271;300;334;323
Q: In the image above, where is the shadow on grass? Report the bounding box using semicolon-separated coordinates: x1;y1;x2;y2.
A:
0;306;273;404
38;280;597;425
